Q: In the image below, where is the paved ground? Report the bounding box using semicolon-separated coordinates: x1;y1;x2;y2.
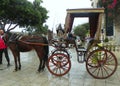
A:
0;46;120;86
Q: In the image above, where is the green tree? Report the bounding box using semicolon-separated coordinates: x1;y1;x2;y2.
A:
73;23;89;40
32;0;48;34
0;0;48;34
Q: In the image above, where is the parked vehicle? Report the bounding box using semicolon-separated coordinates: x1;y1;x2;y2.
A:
47;8;118;79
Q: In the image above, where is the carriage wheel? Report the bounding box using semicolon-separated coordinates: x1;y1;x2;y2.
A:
47;53;71;76
86;49;118;79
52;49;70;57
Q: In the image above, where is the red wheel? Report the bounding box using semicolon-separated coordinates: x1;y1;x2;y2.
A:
47;53;71;76
52;49;70;57
86;49;118;79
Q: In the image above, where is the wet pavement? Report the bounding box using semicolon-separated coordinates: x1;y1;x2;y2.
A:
0;46;120;86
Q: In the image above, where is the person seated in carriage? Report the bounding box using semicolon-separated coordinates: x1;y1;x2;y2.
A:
56;24;77;40
56;24;65;41
67;32;76;40
56;24;78;48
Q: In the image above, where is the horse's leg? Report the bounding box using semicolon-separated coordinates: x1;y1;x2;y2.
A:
41;44;49;71
34;48;43;72
41;58;46;71
40;37;49;71
37;58;42;72
17;52;21;70
12;51;18;71
34;40;49;72
41;48;49;71
37;56;46;72
9;46;20;71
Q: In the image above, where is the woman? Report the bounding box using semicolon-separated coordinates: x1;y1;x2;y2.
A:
0;29;10;66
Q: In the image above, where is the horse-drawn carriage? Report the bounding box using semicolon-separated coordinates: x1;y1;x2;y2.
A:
3;8;117;79
46;8;118;79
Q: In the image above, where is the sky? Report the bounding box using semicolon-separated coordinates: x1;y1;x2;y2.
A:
28;0;92;32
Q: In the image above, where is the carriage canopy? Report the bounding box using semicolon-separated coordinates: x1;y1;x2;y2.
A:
64;8;105;40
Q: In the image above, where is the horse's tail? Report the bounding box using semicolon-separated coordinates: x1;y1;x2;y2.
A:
43;37;49;61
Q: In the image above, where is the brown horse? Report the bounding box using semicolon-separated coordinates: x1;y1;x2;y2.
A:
6;33;49;72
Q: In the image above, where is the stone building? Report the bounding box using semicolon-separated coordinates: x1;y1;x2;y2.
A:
90;0;120;45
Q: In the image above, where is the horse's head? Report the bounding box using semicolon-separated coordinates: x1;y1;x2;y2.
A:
3;32;22;46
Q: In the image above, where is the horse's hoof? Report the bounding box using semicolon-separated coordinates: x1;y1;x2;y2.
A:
38;68;44;72
18;68;21;70
41;69;44;72
13;69;18;72
38;69;44;73
7;64;11;67
36;71;40;73
13;70;17;72
37;70;41;73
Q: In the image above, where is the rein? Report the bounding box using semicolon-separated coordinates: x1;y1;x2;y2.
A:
18;40;49;46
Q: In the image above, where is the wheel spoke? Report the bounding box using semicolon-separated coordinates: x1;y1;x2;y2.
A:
103;65;114;72
47;53;71;76
102;66;110;76
86;49;117;79
58;68;62;74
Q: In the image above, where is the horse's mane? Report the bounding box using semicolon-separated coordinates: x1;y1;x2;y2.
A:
8;33;22;42
8;33;48;45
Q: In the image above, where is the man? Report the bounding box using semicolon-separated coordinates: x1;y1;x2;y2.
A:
56;24;65;41
0;29;10;67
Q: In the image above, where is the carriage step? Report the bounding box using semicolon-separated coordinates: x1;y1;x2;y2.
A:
77;60;84;63
77;48;87;52
77;56;85;63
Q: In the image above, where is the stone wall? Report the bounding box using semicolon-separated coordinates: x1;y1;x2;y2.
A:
113;16;120;64
114;16;120;45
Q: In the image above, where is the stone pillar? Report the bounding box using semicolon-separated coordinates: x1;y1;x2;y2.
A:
114;16;120;45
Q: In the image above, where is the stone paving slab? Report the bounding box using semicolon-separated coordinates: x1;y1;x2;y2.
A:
0;47;120;86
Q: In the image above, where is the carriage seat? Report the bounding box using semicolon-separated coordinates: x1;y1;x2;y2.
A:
77;47;86;52
85;38;94;49
77;38;94;52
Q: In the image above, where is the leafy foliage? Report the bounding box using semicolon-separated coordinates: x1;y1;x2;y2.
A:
98;0;119;18
0;0;48;33
73;23;89;40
